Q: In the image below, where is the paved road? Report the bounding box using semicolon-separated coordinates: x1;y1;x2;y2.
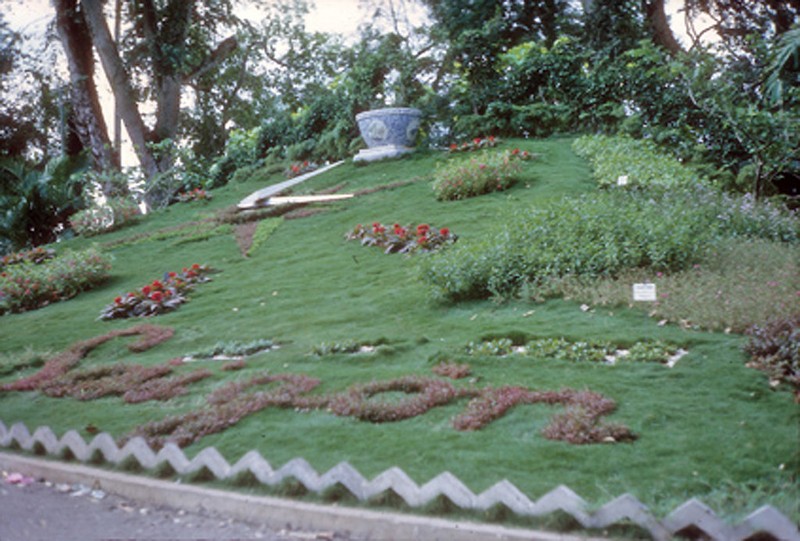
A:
0;472;347;541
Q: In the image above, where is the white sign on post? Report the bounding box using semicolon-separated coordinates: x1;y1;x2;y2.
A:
617;175;629;186
632;283;657;302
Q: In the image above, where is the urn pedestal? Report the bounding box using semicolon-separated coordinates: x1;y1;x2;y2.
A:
354;107;421;163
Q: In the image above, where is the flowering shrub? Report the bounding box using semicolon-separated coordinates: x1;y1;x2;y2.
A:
70;197;141;237
432;150;522;201
346;222;457;254
285;160;318;178
448;136;499;153
0;248;112;314
1;247;55;268
176;187;211;203
99;263;216;320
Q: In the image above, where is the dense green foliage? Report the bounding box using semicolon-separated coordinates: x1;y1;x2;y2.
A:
69;197;141;237
572;134;699;188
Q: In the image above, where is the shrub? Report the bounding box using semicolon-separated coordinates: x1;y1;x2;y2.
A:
70;197;141;237
346;222;457;254
0;248;112;314
743;315;800;398
99;264;216;320
432;150;522;201
421;186;798;301
0;247;55;268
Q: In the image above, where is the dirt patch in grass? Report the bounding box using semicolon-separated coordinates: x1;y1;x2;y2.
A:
235;222;258;256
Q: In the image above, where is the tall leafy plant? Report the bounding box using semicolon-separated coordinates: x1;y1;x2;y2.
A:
0;155;87;252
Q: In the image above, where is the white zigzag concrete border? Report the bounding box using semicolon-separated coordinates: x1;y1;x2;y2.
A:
1;420;796;541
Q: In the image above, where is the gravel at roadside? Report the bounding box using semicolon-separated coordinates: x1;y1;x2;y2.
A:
0;470;350;541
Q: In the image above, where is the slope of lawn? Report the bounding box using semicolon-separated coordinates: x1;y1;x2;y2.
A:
0;137;797;529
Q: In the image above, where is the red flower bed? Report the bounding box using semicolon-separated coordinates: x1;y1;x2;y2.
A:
99;264;217;320
346;222;457;254
448;136;499;153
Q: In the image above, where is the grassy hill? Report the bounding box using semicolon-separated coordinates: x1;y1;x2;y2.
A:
1;137;797;528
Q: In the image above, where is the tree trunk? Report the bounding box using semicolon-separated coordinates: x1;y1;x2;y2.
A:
643;0;684;55
53;0;117;176
80;0;160;181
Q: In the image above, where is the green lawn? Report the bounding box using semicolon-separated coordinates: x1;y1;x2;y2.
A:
0;137;797;527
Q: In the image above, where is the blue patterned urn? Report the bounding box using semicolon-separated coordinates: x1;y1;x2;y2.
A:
354;107;422;163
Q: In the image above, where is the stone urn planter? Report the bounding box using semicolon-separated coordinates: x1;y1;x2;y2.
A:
353;107;422;163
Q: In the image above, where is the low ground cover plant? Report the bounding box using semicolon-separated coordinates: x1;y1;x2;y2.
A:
122;372;633;449
432;150;522;201
70;196;141;237
346;222;456;254
572;134;699;188
744;315;799;400
422;185;798;301
464;337;679;364
310;340;366;356
0;324;174;392
0;248;111;314
187;339;276;360
99;264;216;320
